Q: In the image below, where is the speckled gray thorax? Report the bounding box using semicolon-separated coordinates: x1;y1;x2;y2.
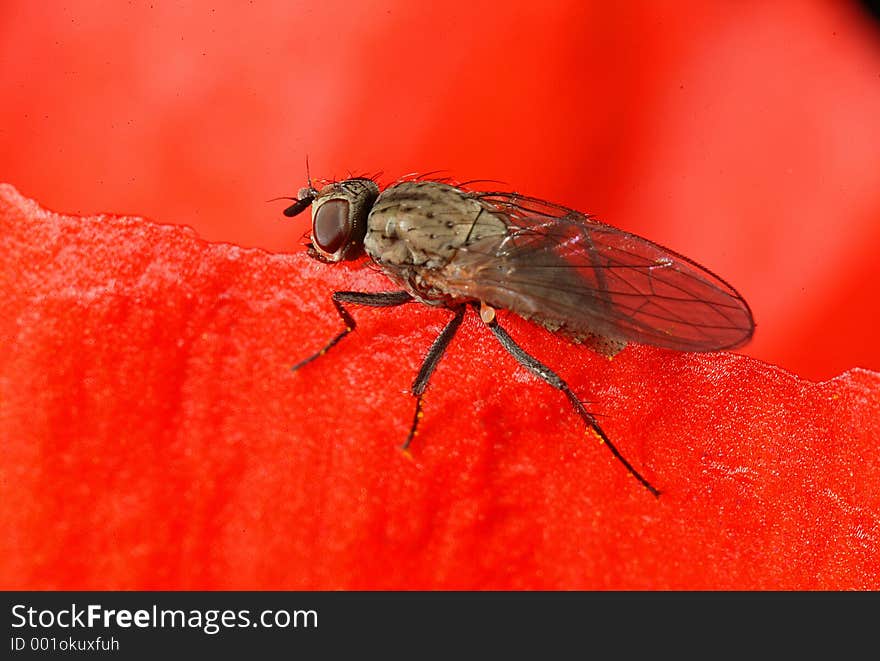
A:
363;181;507;304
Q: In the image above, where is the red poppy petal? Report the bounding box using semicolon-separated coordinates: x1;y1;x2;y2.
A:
1;185;878;589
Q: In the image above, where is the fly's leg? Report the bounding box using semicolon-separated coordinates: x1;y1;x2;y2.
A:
292;291;413;371
403;306;466;449
482;310;661;498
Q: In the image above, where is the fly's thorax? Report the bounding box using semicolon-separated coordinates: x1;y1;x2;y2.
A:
364;181;507;270
309;178;379;262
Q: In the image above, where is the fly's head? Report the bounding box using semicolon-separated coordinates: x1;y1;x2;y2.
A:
283;178;380;263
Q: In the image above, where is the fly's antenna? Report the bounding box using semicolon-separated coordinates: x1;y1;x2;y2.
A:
267;190;315;218
267;156;319;217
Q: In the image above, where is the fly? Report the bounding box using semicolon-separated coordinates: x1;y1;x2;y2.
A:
280;175;755;497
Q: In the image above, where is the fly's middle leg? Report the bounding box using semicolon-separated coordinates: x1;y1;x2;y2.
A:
291;291;413;371
480;307;661;498
403;305;466;449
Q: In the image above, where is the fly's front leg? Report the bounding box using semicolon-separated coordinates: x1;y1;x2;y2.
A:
481;308;660;498
292;291;413;371
403;306;466;449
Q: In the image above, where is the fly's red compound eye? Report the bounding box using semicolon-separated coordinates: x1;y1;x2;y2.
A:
313;199;351;255
305;178;378;262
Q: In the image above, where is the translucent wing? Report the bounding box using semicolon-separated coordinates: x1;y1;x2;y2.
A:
442;192;755;353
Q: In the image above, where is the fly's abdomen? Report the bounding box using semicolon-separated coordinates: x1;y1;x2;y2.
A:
364;181;506;302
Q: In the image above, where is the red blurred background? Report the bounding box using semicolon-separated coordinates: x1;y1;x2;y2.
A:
2;0;880;380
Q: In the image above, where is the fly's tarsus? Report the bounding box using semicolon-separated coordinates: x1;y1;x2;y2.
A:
403;306;467;449
565;389;661;498
403;395;424;450
291;290;412;371
482;310;661;498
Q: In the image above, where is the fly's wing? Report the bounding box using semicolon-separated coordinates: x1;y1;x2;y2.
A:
445;192;754;352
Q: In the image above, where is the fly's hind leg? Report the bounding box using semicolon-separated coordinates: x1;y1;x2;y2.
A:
481;307;660;498
292;291;413;371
